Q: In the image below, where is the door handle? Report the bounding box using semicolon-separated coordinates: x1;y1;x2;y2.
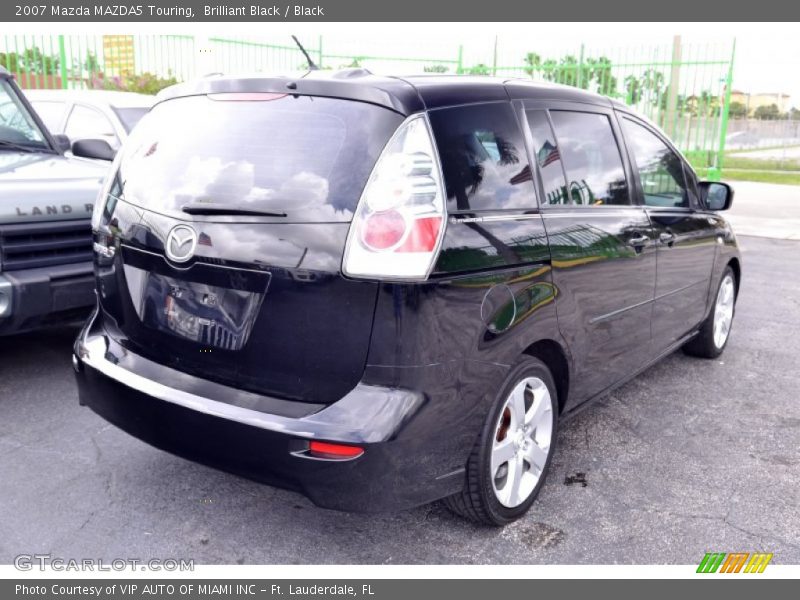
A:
627;234;649;247
659;232;676;246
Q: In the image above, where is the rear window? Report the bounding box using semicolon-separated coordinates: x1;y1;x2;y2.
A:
116;94;403;222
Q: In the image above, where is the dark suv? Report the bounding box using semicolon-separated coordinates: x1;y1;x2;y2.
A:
74;71;740;525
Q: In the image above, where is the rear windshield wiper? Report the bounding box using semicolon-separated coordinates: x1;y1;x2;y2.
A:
181;203;288;217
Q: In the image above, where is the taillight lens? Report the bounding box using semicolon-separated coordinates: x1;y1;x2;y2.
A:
362;210;407;250
343;114;446;280
308;441;364;460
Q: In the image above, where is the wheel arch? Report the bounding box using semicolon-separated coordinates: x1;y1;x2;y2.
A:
727;257;741;297
522;339;570;414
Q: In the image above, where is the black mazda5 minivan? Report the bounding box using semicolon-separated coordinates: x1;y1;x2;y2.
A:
74;70;740;525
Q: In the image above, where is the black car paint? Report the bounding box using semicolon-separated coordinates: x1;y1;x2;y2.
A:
74;72;741;512
96;201;379;404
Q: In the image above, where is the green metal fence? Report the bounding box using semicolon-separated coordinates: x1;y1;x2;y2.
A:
496;38;736;179
0;33;734;177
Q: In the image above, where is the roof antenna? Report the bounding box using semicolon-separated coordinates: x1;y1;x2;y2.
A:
292;35;318;71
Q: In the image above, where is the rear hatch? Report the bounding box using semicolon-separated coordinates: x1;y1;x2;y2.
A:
94;91;404;404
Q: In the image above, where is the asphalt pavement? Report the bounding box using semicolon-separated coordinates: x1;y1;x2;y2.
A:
724;180;800;240
0;235;798;565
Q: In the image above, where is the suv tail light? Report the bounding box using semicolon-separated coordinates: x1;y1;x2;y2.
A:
343;114;446;280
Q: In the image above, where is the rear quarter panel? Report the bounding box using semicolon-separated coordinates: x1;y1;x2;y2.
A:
364;214;563;475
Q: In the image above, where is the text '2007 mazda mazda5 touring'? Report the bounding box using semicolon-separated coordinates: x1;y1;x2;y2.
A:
73;70;740;525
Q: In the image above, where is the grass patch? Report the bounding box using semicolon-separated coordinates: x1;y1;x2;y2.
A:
727;143;800;155
723;156;800;171
689;155;800;173
721;170;800;185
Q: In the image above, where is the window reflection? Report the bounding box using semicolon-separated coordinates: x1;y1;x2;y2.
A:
0;79;47;146
622;118;689;208
429;103;535;211
549;111;629;207
115;95;402;222
526;110;568;205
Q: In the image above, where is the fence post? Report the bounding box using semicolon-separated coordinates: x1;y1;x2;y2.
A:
713;38;736;181
317;35;323;68
664;35;682;138
57;35;68;89
576;43;585;88
456;44;463;74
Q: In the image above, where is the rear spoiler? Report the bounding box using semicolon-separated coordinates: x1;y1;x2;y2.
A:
154;70;425;116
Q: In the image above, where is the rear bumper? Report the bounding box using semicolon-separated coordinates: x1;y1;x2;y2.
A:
73;310;481;512
0;261;95;335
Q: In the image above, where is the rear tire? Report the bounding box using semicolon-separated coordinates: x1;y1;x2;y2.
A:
683;266;737;359
444;357;559;526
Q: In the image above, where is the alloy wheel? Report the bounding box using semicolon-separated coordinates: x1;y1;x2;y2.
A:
713;274;735;349
490;376;553;508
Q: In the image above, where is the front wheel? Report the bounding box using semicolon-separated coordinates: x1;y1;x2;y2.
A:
683;266;737;358
444;357;558;526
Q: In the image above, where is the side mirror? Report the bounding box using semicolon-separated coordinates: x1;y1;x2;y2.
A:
52;134;72;154
71;138;116;162
700;181;734;211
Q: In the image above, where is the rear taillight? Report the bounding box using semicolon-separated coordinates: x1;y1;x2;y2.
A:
308;441;364;460
343;114;446;280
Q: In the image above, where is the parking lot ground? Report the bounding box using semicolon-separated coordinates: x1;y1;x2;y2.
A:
724;180;800;239
1;235;799;565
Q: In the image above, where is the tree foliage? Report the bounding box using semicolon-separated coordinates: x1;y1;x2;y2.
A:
0;47;60;74
522;52;617;96
727;101;748;119
466;63;491;76
753;103;782;120
90;71;178;95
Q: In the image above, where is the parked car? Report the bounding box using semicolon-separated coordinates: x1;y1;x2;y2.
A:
73;70;740;525
25;89;154;152
0;66;117;336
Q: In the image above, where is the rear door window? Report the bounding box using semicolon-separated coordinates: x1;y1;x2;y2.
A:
549;110;630;207
428;102;535;212
117;94;403;222
526;110;568;205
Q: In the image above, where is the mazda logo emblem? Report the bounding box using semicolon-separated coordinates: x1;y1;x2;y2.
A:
165;224;198;263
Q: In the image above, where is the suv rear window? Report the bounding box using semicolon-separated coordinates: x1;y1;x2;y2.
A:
116;94;403;222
